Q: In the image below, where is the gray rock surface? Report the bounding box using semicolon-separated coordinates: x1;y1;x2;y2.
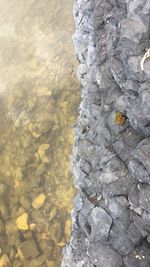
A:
62;0;150;266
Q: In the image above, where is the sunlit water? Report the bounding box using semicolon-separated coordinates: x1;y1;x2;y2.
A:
0;1;80;266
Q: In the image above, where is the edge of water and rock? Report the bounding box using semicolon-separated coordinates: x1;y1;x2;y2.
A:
62;0;150;266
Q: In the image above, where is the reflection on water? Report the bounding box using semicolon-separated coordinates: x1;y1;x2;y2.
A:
0;0;80;266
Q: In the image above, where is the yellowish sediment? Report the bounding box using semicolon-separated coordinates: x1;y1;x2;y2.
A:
0;0;80;265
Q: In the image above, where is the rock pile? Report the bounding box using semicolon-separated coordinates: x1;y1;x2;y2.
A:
62;0;150;266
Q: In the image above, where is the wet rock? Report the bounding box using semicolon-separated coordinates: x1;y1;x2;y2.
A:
23;254;47;267
32;193;46;209
35;163;47;176
87;207;112;242
12;259;22;267
50;223;62;243
7;231;21;248
64;219;71;241
18;239;39;260
40;240;53;256
0;220;4;234
31;209;45;227
5;219;17;236
37;144;49;163
0;184;7;196
28;176;42;189
20;196;31;209
46;261;57;267
49;206;57;222
16;213;29;230
0;254;11;267
23;231;33;240
9;246;17;261
0;202;9;220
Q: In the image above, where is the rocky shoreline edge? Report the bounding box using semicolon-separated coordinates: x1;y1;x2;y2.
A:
62;0;150;266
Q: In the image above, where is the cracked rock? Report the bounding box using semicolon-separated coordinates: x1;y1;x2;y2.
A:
87;207;112;242
88;242;123;267
62;0;150;265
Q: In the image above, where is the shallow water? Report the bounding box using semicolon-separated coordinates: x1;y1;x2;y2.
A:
0;1;80;266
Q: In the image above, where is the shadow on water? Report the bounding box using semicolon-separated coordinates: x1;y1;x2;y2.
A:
0;0;80;266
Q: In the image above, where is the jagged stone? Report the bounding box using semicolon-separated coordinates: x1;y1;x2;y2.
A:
139;184;150;213
87;207;112;242
88;242;123;267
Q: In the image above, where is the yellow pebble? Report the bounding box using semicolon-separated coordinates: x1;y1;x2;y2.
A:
16;213;29;230
29;223;36;230
32;193;46;209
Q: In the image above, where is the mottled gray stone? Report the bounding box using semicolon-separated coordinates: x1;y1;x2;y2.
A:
128;184;139;210
78;198;94;237
87;207;112;242
128;222;142;245
105;196;130;228
102;174;134;198
139;184;150;213
133;214;149;238
88;242;123;267
123;240;150;267
109;224;135;255
99;156;127;184
128;138;150;183
80;160;92;174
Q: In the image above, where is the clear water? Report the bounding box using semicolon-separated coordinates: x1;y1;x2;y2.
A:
0;1;80;266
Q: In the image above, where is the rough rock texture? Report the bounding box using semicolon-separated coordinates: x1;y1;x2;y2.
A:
62;0;150;266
